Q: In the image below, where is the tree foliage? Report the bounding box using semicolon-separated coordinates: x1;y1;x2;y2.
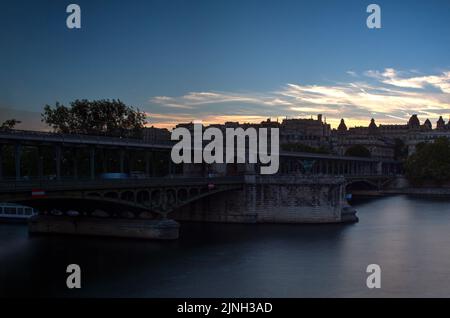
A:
405;137;450;184
393;138;408;161
1;119;21;130
41;99;147;138
345;145;371;157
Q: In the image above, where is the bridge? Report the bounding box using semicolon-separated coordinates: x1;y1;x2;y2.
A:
0;176;244;218
0;129;402;239
0;129;400;180
0;129;174;181
0;129;401;205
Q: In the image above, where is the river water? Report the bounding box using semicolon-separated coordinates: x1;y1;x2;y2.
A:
2;195;450;298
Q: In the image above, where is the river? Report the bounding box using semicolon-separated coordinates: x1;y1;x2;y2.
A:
2;195;450;297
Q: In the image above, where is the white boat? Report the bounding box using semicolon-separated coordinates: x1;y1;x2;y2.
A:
50;209;63;216
0;203;38;220
66;210;80;217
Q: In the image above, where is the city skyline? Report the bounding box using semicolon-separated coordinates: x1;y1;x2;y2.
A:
3;105;450;132
2;0;450;130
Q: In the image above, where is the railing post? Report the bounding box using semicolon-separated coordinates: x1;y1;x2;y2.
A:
169;156;173;177
128;150;133;173
73;147;78;180
376;161;382;175
90;147;95;180
37;146;44;180
55;145;61;181
120;149;125;174
0;144;3;181
15;143;21;181
145;151;150;177
102;148;107;173
151;152;156;177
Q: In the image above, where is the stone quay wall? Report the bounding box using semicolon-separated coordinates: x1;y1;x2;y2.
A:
29;216;180;240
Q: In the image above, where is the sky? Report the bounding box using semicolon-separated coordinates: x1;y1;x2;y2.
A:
2;0;450;130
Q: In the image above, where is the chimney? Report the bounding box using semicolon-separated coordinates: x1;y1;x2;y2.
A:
318;114;323;122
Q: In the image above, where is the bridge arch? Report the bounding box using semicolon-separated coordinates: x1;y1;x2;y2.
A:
189;188;199;197
177;188;188;202
120;191;135;202
346;179;379;192
9;196;159;219
104;191;119;199
0;177;244;218
136;190;150;204
151;190;161;206
165;189;176;205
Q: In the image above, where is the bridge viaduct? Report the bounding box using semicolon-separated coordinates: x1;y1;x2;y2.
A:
0;130;401;239
0;129;400;181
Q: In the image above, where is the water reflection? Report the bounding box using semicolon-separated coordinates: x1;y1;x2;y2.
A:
2;195;450;297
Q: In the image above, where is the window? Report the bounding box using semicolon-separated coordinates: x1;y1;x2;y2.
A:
5;207;17;215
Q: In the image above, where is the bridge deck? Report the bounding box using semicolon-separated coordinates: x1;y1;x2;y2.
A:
0;176;246;192
0;129;173;149
0;130;400;163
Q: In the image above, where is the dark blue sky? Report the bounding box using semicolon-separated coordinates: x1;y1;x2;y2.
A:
2;0;450;129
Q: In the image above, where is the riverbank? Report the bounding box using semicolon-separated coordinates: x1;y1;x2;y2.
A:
383;188;450;197
351;187;450;198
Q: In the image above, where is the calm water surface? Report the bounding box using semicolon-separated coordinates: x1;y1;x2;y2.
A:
2;195;450;297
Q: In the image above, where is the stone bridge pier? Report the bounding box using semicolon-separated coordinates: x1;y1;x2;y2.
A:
2;175;357;240
171;175;357;224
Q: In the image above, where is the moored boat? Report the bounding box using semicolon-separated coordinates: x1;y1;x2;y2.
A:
0;203;38;222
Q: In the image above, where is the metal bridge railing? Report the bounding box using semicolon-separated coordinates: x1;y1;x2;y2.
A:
0;175;246;192
0;129;174;148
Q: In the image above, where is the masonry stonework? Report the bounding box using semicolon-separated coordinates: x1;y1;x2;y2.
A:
172;176;353;224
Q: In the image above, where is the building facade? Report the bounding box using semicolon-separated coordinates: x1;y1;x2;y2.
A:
333;115;450;159
171;113;450;163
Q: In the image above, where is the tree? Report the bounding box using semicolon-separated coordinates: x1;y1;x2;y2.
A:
405;137;450;184
393;138;408;161
41;99;147;138
345;145;371;157
1;119;21;130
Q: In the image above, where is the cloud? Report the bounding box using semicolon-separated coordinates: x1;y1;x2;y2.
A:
147;68;450;129
150;91;281;107
366;68;450;93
